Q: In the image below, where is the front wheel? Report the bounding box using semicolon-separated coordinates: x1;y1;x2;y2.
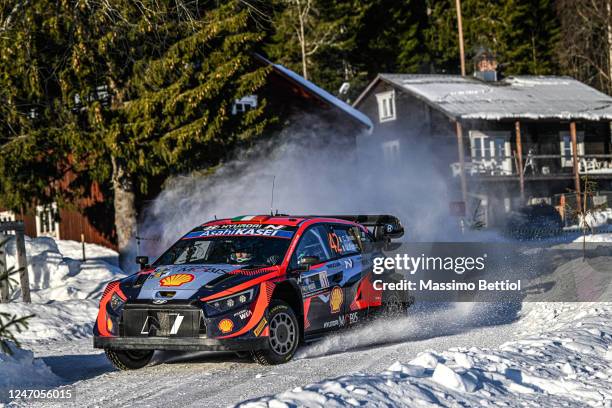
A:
251;300;300;365
105;349;154;370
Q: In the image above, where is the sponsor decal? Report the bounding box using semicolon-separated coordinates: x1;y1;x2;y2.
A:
207;223;285;230
233;309;253;320
183;224;293;239
253;317;268;337
323;319;339;329
344;258;353;269
160;273;195;287
301;270;330;294
330;286;343;313
154;265;230;276
319;270;330;289
323;312;358;329
152;266;172;278
218;318;234;334
181;265;231;274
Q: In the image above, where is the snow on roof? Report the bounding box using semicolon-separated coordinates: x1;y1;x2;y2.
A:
377;74;612;121
268;62;373;130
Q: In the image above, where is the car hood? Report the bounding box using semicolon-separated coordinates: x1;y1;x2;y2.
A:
134;264;275;301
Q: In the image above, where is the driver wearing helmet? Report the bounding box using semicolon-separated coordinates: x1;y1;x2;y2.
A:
230;245;254;264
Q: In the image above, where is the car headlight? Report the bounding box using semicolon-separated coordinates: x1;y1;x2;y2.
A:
205;288;256;316
109;293;125;311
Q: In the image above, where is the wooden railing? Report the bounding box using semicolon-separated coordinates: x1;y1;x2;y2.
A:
451;154;612;177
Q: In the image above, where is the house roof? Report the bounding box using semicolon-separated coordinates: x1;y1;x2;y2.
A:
354;74;612;121
256;54;373;131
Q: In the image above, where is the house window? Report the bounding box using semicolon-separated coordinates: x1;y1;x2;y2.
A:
375;91;396;122
0;211;16;235
559;131;584;167
36;203;60;239
0;211;16;223
469;131;512;174
232;95;258;115
382;140;401;165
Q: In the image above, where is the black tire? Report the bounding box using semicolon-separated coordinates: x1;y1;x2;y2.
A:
378;291;412;319
105;349;154;370
251;300;300;365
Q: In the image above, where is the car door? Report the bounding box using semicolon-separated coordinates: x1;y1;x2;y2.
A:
290;224;342;334
327;224;366;323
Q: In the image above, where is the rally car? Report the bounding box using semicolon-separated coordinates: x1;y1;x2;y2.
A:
94;214;406;369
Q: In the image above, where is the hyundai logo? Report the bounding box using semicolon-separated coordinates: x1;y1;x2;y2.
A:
152;299;168;305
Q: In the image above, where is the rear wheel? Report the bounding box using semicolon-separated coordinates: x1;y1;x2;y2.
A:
105;349;154;370
378;291;413;319
251;300;299;365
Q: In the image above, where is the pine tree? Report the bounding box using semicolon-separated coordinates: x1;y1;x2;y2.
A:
346;0;428;97
265;0;428;98
425;0;560;75
0;1;274;269
0;241;32;355
500;0;560;75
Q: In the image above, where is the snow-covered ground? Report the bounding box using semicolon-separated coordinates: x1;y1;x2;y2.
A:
0;237;124;404
4;236;122;302
0;235;610;407
239;302;612;408
0;342;61;392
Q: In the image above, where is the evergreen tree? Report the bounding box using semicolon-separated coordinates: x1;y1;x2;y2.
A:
425;0;560;75
500;0;560;75
0;1;273;269
346;0;428;98
265;0;428;98
0;243;32;355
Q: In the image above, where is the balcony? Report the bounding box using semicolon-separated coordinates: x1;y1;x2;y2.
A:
451;154;612;180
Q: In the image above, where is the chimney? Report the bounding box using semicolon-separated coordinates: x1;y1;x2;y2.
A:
473;47;498;82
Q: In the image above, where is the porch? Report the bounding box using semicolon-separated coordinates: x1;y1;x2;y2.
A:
451;120;612;209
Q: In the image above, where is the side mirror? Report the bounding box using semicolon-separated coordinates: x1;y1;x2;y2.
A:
135;256;149;270
297;255;320;271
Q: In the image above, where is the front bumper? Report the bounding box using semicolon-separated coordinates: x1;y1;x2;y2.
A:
94;335;268;352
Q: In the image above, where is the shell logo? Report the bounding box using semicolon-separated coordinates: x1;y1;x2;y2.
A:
330;286;343;313
159;273;194;287
218;318;234;334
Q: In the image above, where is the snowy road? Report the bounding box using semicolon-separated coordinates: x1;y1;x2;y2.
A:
15;302;522;407
21;306;515;407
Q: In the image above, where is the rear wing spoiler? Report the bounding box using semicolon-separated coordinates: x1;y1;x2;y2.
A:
309;214;404;241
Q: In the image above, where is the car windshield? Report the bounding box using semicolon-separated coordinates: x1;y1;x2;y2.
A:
154;236;292;267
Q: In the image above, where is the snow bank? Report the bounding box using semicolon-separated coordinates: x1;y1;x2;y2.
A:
572;232;612;243
238;302;612;407
0;300;99;344
3;236;123;302
0;236;124;345
577;208;612;230
0;342;61;402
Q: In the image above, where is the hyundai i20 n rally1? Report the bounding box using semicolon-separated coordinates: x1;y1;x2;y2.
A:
94;215;407;369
